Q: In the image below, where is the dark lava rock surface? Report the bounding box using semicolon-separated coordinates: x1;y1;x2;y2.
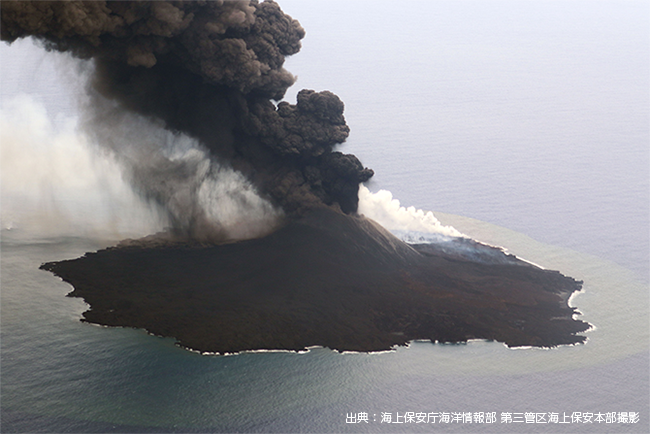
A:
41;208;590;354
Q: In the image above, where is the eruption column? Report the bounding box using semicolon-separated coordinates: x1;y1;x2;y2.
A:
1;0;374;240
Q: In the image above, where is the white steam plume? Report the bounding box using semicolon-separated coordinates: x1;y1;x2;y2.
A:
0;95;166;240
358;185;464;238
0;94;283;243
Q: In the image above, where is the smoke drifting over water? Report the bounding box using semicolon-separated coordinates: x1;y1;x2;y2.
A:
1;0;374;242
1;93;284;242
0;94;165;240
2;1;593;356
358;186;463;238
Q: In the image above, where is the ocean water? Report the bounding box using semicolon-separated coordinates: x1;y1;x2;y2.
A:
1;1;648;433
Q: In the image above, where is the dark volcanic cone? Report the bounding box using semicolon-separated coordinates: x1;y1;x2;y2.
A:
41;209;590;354
6;1;590;354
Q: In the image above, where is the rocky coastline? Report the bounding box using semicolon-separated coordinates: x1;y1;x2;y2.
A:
41;208;590;354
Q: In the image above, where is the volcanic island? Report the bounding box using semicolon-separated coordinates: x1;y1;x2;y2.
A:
2;0;590;354
41;207;590;354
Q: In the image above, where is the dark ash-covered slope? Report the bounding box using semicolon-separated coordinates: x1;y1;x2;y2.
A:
5;1;590;354
41;209;590;354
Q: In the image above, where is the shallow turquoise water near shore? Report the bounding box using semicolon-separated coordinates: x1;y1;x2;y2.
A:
1;220;648;432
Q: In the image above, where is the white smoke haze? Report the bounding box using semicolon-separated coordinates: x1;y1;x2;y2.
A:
1;39;453;246
0;94;166;240
0;93;283;243
79;91;284;242
358;185;464;238
197;168;284;241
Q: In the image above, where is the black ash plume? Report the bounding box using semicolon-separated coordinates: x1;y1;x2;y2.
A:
1;0;373;239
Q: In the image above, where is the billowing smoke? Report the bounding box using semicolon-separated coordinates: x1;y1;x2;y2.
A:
358;186;464;238
1;0;373;240
80;90;283;241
